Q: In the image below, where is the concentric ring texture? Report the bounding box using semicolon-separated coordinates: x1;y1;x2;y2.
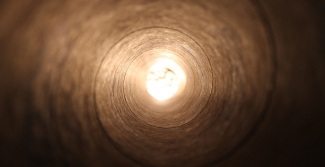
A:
92;1;275;166
0;0;324;167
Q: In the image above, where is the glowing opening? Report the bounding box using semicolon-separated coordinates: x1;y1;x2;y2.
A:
146;58;184;101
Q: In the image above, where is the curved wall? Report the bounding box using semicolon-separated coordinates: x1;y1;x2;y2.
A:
0;0;324;166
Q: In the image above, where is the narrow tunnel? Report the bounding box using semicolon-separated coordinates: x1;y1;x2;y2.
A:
0;0;324;166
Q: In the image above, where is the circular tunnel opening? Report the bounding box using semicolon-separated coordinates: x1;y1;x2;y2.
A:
146;57;185;101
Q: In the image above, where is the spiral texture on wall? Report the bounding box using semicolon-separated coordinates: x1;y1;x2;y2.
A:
0;0;324;167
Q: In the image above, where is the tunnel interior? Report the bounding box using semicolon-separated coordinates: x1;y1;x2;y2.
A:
0;0;324;167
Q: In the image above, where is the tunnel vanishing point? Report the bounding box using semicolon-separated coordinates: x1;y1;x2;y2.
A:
0;0;325;167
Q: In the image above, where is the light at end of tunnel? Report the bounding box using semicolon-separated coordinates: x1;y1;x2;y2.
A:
146;58;185;101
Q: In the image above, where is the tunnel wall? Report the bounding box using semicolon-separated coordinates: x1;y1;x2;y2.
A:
0;0;324;166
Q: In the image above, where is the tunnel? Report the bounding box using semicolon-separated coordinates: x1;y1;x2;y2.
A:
0;0;324;166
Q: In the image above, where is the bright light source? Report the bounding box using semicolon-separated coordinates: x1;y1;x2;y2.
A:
146;58;184;101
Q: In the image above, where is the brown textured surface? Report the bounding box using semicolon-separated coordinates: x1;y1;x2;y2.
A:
0;0;324;166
